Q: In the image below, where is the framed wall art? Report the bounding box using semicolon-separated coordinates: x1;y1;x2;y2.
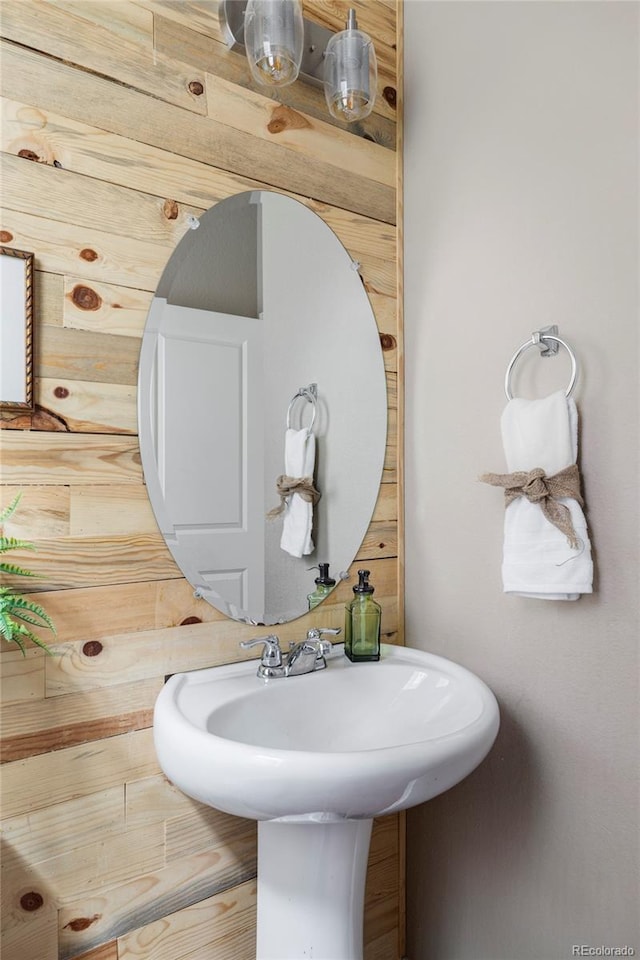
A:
1;246;35;412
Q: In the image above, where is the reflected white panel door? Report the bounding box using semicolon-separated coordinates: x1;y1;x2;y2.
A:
156;304;265;619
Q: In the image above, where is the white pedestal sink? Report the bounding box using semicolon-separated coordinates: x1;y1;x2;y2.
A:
154;643;499;959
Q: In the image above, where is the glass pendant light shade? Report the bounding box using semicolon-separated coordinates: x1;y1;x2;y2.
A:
243;0;304;88
323;9;377;123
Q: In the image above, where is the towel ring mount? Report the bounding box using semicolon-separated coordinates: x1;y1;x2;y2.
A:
287;383;317;431
504;331;578;401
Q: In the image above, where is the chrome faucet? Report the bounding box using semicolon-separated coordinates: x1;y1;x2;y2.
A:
240;628;341;680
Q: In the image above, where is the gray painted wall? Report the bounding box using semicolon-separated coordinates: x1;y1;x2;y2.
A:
404;3;639;958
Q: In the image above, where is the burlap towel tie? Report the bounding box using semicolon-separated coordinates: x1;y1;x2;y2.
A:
267;475;321;519
479;463;583;548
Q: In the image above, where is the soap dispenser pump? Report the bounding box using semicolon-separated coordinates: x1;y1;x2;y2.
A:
307;563;337;610
344;569;381;662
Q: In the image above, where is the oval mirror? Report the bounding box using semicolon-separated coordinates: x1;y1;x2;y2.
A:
138;191;387;624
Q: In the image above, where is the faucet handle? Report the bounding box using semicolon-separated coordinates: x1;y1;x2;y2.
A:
306;627;341;657
306;627;341;641
240;635;282;667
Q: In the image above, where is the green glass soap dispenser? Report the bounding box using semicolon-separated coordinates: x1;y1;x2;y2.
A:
344;569;381;662
307;563;336;610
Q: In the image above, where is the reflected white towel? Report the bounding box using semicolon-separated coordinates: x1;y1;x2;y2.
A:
280;428;316;558
500;390;593;600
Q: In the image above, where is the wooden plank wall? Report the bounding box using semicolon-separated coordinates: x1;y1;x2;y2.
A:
0;2;404;958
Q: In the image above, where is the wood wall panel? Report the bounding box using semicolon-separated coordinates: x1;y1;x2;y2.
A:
0;648;45;705
0;97;262;223
4;579;221;647
76;944;119;960
1;728;160;819
0;677;162;762
2;151;201;245
0;208;171;292
61;279;152;339
115;880;258;960
0;2;403;958
39;326;140;386
0;1;208;115
0;433;143;485
203;73;395;187
37;271;65;327
2;787;126;869
0;40;395;222
58;846;258;959
0;892;58;960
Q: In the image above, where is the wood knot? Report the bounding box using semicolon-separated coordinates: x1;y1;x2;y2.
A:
382;86;397;109
64;915;101;932
0;231;14;243
267;104;311;135
54;386;69;399
32;406;69;431
188;80;204;96
20;892;44;912
180;616;202;626
17;149;41;162
82;641;103;657
71;284;102;312
379;333;396;351
80;248;98;262
163;199;179;220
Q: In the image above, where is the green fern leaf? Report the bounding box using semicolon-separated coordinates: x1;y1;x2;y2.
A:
4;597;56;635
12;621;53;654
0;611;14;642
0;535;37;554
0;493;22;524
0;561;40;578
9;632;26;655
0;494;55;656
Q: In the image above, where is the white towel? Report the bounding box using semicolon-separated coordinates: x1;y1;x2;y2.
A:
500;390;593;600
280;428;316;558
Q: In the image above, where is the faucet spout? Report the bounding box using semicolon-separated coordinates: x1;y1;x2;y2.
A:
285;639;325;676
285;628;341;676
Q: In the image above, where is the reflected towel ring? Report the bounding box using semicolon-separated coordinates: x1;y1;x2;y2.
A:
504;335;578;401
286;383;317;432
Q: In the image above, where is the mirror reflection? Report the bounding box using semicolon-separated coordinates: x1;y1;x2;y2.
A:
138;192;387;624
0;246;34;411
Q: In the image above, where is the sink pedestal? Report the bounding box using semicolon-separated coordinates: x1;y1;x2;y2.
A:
257;818;373;960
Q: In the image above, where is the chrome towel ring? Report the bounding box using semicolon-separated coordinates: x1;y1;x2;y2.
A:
286;383;318;431
504;330;578;401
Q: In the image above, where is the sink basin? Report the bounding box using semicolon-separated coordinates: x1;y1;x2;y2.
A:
154;642;499;960
154;643;499;822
